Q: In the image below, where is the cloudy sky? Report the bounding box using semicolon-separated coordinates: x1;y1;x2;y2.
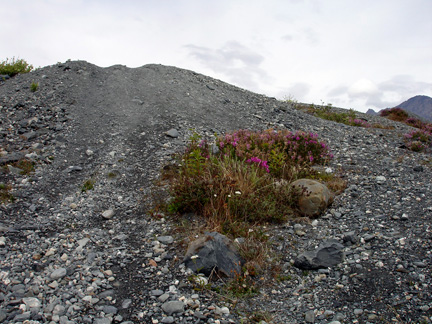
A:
2;0;431;112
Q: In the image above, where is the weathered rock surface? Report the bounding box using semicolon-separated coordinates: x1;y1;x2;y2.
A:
184;232;244;277
291;178;333;217
294;239;345;270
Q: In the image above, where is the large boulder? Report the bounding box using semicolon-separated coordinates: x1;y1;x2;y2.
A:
183;232;244;278
294;239;345;270
291;179;333;217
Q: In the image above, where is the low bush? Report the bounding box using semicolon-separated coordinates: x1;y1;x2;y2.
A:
296;104;373;129
30;82;39;92
0;57;34;77
380;108;432;152
161;129;333;229
0;182;15;204
380;107;409;122
404;129;432;152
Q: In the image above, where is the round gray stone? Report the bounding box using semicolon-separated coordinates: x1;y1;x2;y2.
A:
50;268;67;280
161;301;184;315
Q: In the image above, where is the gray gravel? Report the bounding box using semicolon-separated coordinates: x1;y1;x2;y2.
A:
0;60;431;323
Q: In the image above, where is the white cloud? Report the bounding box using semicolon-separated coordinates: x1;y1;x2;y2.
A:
348;79;379;98
1;0;431;112
184;42;271;91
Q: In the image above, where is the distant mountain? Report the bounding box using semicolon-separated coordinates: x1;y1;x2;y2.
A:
392;95;432;122
366;108;377;115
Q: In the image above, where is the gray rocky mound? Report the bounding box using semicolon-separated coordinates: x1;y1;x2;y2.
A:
0;60;431;323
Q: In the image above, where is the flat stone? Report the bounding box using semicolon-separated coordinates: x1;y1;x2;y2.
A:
94;318;112;324
0;309;6;322
0;152;25;164
161;316;175;323
121;299;132;309
14;311;31;321
159;293;170;302
157;236;174;244
305;310;315;323
7;165;24;175
165;129;179;138
102;305;118;314
77;237;90;248
161;300;184;315
376;176;386;183
50;268;67;280
102;209;115;219
294;239;345;270
22;297;41;308
22;131;37;140
151;289;164;296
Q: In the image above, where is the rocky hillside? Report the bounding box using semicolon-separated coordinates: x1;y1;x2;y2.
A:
0;61;431;324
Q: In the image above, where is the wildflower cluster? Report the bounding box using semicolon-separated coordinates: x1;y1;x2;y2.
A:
348;118;371;128
404;129;432;152
380;107;432;152
246;157;270;173
217;129;333;177
161;129;334;226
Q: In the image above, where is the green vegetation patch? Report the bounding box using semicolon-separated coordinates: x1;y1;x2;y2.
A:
0;57;34;77
81;178;95;192
296;103;372;128
161;129;333;228
30;81;39;92
0;182;15;204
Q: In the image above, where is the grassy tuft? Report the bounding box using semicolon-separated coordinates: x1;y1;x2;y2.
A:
30;81;39;92
0;182;15;204
81;179;95;192
0;57;34;77
296;103;373;128
7;159;36;175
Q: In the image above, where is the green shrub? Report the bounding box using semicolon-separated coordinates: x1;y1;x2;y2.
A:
0;57;34;77
297;104;374;129
313;106;356;124
161;129;333;228
0;182;15;204
30;82;39;92
81;179;95;192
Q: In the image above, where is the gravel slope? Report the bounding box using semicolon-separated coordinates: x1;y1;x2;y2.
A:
0;61;431;324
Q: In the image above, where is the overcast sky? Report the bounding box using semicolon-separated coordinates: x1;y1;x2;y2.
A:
2;0;432;112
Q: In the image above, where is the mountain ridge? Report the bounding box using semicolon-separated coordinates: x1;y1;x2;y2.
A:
367;95;432;122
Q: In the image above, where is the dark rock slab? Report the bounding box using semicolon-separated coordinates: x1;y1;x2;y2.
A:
183;232;244;278
0;152;25;165
294;239;345;270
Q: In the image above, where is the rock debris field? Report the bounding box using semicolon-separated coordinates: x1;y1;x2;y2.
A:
0;61;431;324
